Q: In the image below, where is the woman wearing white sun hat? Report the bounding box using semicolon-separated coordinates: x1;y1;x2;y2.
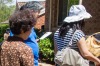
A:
54;5;100;66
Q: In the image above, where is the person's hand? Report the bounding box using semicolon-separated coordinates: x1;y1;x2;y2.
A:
36;39;40;42
95;61;100;66
95;63;100;66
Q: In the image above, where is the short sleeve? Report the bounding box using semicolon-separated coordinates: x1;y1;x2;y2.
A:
74;30;85;42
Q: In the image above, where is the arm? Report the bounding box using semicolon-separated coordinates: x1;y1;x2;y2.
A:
77;37;100;65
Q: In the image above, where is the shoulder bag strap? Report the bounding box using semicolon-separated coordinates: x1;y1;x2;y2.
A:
67;30;79;47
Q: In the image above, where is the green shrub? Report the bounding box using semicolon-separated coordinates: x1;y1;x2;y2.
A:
0;24;9;42
0;37;3;42
38;37;54;63
33;28;55;64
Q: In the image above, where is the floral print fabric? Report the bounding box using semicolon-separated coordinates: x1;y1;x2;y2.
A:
0;36;34;66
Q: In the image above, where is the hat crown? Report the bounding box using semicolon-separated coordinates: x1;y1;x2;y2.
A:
63;5;91;23
69;5;86;16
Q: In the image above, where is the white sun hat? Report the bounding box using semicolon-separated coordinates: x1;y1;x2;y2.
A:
38;8;45;16
64;5;92;23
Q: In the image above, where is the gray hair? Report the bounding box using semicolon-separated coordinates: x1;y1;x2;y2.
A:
20;1;44;12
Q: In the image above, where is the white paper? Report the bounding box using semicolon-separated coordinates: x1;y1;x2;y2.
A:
39;32;52;40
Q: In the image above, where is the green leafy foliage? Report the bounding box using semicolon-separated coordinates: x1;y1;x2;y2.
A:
68;0;79;11
0;0;15;23
0;0;14;42
0;0;12;4
0;24;9;42
34;28;54;63
38;37;54;64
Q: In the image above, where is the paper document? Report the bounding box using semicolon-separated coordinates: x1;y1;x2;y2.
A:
39;32;52;40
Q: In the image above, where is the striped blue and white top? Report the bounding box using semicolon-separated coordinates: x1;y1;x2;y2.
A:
54;28;85;51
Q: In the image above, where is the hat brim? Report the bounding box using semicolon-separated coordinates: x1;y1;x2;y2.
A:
64;12;92;23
